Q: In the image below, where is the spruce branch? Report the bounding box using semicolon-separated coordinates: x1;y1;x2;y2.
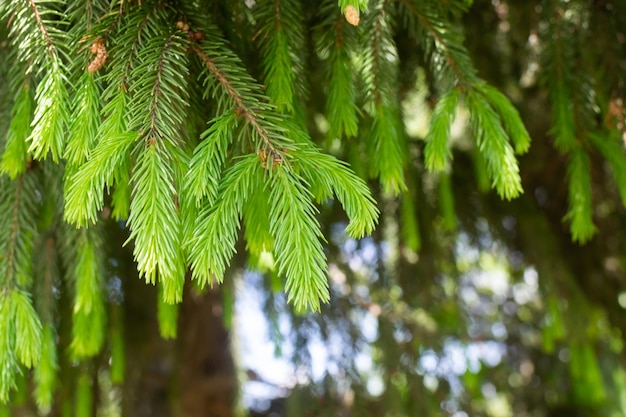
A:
542;1;578;152
64;131;137;226
588;132;626;207
424;88;460;171
185;111;238;207
0;173;38;290
268;166;329;311
361;1;407;194
0;82;32;178
192;41;286;154
65;73;101;165
254;0;306;112
294;149;379;238
466;90;523;200
28;63;69;161
12;290;43;368
129;30;190;147
316;0;359;138
0;294;19;402
478;84;531;154
2;0;71;161
33;324;57;413
157;284;178;339
397;0;478;89
189;155;259;287
243;176;274;257
127;143;185;303
564;146;597;243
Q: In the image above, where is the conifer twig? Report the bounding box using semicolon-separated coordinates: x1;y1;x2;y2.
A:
191;44;279;153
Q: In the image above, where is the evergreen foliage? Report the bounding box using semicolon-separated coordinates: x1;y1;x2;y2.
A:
0;0;625;414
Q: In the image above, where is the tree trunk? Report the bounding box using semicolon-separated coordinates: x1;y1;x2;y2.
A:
123;270;236;417
178;287;237;417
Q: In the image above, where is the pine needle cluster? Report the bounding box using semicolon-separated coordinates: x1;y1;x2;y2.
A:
2;0;624;411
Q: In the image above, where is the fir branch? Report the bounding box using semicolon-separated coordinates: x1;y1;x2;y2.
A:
157;284;178;339
0;294;19;403
316;0;359;138
478;84;531;154
65;72;101;165
588;132;626;207
0;173;38;290
64;131;137;226
28;63;69;161
11;290;42;368
400;192;420;251
438;173;457;231
268;166;329;311
465;90;523;200
397;0;478;89
34;324;57;413
243;175;274;257
191;38;290;155
542;1;578;152
185;111;238;207
32;236;57;413
0;82;32;178
294;149;379;238
564;146;597;243
57;225;106;358
254;0;306;112
127;143;185;303
189;155;259;286
424;88;460;171
2;0;71;161
129;30;190;147
361;1;406;194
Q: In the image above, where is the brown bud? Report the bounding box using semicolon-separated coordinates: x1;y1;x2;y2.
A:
344;5;360;26
87;38;108;73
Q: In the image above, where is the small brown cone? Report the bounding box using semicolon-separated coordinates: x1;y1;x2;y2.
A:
345;5;360;26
